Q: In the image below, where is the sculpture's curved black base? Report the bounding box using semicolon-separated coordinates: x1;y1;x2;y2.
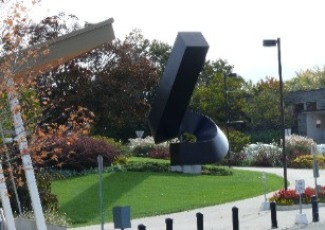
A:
170;111;228;165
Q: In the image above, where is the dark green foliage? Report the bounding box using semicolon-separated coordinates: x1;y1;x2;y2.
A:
125;161;170;172
125;161;232;176
229;130;251;153
249;129;280;143
36;173;59;211
201;165;233;176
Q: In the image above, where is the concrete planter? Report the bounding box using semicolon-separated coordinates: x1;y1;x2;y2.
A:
276;202;325;211
15;217;66;230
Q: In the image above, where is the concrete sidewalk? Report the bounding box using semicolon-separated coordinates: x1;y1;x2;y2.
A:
69;167;325;230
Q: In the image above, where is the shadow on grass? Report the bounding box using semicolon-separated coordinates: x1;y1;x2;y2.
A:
57;172;149;226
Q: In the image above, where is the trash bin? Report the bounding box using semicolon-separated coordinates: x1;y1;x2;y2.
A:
113;206;131;229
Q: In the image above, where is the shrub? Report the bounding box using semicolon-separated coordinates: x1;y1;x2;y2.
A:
251;151;275;167
61;137;121;171
112;155;129;165
291;154;325;169
243;142;281;167
128;136;174;158
227;151;248;166
201;165;233;176
285;134;316;165
128;136;156;157
132;145;155;157
269;189;299;205
124;161;233;176
148;146;170;160
128;136;156;149
92;135;131;155
125;162;170;172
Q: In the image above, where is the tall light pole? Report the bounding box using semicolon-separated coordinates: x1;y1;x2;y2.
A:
224;73;237;168
263;38;287;190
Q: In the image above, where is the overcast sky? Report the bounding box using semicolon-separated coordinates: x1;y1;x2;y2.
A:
28;0;325;83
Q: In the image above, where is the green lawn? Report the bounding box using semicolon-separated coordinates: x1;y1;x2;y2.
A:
52;168;283;227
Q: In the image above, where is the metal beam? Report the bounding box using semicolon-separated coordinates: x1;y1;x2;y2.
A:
4;18;115;80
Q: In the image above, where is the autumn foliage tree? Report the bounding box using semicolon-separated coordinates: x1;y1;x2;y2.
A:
31;15;159;141
0;0;62;214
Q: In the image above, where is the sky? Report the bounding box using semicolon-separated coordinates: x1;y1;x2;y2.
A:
22;0;325;83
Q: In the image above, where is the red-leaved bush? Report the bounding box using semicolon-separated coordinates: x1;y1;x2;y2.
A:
148;146;170;160
59;137;120;171
34;136;121;171
270;186;325;205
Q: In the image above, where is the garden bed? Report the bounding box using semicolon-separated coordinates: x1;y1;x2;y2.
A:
270;186;325;211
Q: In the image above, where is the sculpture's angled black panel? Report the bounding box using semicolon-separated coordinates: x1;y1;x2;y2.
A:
148;32;209;143
170;111;229;165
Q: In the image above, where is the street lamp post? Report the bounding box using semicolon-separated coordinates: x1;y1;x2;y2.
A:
263;38;288;190
224;73;237;168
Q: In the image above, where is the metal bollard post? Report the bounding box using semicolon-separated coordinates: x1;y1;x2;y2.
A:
196;212;204;230
312;195;319;222
165;218;173;230
270;202;278;229
138;224;146;230
232;206;239;230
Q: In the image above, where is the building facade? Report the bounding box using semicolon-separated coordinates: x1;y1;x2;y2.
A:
286;88;325;143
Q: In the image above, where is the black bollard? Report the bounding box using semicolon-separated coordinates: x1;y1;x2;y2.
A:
196;212;204;230
138;224;146;230
165;218;173;230
232;206;239;230
312;195;319;222
270;202;278;229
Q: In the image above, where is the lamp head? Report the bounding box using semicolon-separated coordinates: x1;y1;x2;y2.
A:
263;39;277;47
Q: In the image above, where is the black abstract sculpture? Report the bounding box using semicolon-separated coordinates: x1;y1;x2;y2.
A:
148;32;228;165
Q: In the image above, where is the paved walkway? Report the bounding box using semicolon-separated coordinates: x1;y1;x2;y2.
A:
69;167;325;230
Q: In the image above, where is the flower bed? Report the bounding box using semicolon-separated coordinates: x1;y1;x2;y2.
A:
269;186;325;205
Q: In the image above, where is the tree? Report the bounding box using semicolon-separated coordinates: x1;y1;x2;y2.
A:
30;16;159;140
286;65;325;91
148;39;171;76
90;32;159;139
247;76;294;143
197;58;234;86
190;59;249;127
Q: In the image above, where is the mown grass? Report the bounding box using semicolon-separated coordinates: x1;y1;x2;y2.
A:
52;164;283;227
